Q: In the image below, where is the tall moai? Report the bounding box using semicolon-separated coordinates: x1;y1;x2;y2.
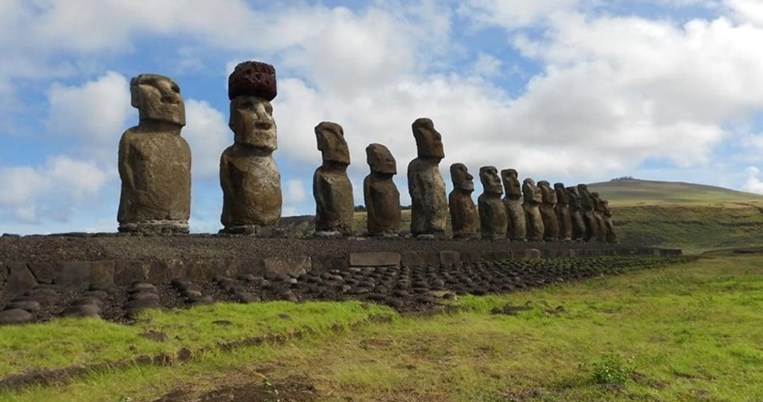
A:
566;186;586;241
220;61;282;235
408;117;448;239
501;169;526;241
522;178;545;241
364;143;401;236
118;74;191;234
538;181;559;241
591;192;609;243
313;122;354;236
601;199;618;244
554;182;573;241
448;163;478;239
478;166;508;240
577;184;599;242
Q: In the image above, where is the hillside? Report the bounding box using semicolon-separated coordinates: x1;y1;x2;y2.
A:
586;178;763;205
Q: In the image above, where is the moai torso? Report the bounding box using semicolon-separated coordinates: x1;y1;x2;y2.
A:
554;183;573;241
602;199;617;244
313;122;354;235
448;163;478;239
220;61;282;234
591;192;608;243
538;181;559;241
364;143;401;236
118;74;191;234
577;184;599;242
523;178;544;241
478;166;507;240
566;186;586;241
501;169;526;241
408;118;448;238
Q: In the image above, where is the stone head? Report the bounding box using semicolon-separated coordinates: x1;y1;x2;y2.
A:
412;117;444;160
501;168;521;199
480;166;503;196
229;96;277;150
315;121;350;165
577;183;589;194
523;178;542;204
366;143;396;175
450;163;474;192
554;182;569;205
130;74;185;127
538;180;557;204
566;187;580;208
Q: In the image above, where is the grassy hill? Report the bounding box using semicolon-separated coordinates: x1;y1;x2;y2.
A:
587;178;763;205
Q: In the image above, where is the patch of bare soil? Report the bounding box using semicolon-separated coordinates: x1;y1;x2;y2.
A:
154;375;319;402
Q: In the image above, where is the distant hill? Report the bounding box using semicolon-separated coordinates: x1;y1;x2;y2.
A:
587;178;763;205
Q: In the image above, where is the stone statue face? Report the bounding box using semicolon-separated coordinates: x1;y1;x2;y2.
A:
577;183;589;194
566;187;580;208
315;121;350;165
480;166;503;195
450;163;474;192
538;181;556;204
229;95;277;150
366;143;396;175
412;118;444;160
130;74;185;127
523;178;542;204
501;169;521;198
554;182;569;205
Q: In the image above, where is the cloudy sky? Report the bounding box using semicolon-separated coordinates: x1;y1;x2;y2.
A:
2;0;763;234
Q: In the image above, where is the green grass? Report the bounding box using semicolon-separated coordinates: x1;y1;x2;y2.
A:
588;178;763;205
3;255;763;401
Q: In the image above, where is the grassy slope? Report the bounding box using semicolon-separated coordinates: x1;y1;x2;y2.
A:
2;255;762;401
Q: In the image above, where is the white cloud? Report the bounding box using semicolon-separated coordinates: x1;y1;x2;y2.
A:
726;0;763;26
742;166;763;193
0;156;112;224
460;0;580;29
182;99;229;180
46;71;132;160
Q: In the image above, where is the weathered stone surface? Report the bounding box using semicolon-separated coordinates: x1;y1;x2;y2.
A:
228;61;277;101
408;118;448;238
62;304;101;318
263;255;311;278
538;181;559;241
439;250;460;268
501;169;526;241
523;249;542;259
350;252;401;267
53;262;91;289
554;183;573;241
602;199;617;244
522;178;544;241
220;61;282;233
577;184;600;242
313;122;354;235
591;192;610;243
0;308;34;325
478;166;508;240
401;251;439;267
27;261;55;284
114;260;146;286
364;143;401;236
2;263;37;301
566;187;586;241
7;300;41;312
448;163;478;239
118;74;190;234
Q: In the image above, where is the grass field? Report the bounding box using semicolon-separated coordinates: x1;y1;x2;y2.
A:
2;254;762;401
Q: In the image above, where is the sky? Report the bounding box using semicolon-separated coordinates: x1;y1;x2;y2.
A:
3;0;763;234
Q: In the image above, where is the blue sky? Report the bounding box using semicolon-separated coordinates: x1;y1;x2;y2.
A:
2;0;763;234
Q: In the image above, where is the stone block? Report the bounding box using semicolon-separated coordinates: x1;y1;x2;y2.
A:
90;260;115;288
349;252;401;267
186;259;228;282
264;255;312;278
311;255;347;272
53;261;91;289
28;261;55;284
524;249;542;259
2;262;38;301
401;251;439;267
439;250;460;268
483;251;513;261
459;251;482;264
114;260;147;286
228;257;265;276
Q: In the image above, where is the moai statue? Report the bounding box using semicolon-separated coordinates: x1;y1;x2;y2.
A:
313;122;354;236
220;61;282;235
577;184;599;242
522;178;544;241
538;181;559;241
408;118;448;239
478;166;508;240
602;199;618;244
118;74;191;234
448;163;478;239
566;186;586;241
501;169;526;241
364;143;401;236
554;182;573;241
591;192;609;243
